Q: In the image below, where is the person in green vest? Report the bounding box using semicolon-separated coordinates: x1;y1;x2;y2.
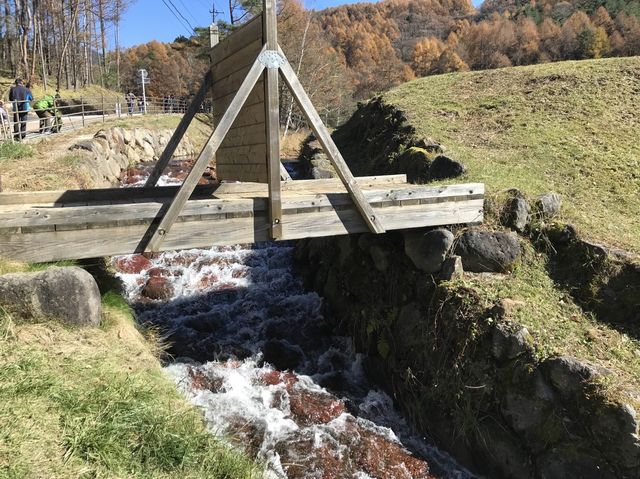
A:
34;95;62;134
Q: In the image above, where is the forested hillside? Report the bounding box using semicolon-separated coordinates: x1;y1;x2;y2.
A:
317;0;640;97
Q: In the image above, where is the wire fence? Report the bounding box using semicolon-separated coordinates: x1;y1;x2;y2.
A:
0;94;212;142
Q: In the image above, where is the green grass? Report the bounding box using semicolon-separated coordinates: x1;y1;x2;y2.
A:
0;142;33;161
0;284;258;478
385;57;640;254
444;241;640;408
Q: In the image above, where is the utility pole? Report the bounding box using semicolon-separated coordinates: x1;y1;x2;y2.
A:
138;68;149;114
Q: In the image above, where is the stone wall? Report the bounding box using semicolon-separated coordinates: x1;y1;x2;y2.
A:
69;127;195;187
294;226;639;478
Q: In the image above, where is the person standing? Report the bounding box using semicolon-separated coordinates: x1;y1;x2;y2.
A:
125;90;136;115
9;78;29;140
34;95;56;133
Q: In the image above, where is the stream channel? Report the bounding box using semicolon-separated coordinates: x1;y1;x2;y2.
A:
112;159;478;479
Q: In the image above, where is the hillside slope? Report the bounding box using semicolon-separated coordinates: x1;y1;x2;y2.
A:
384;56;640;253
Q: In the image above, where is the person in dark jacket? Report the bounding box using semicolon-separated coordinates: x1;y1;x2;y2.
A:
9;78;29;140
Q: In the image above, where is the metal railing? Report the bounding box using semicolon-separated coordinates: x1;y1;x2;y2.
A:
0;95;211;142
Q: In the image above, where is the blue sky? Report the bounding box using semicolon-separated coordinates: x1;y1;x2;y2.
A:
119;0;482;48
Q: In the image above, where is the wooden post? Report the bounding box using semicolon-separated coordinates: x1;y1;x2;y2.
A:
81;96;86;127
278;47;385;234
101;94;105;123
263;0;283;239
144;72;213;188
146;49;267;252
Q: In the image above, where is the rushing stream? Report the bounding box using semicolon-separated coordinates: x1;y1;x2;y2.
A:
112;160;477;479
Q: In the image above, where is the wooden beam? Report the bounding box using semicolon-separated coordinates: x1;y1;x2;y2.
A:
280;162;292;181
0;174;409;206
277;46;385;235
144;71;213;188
0;183;484;230
0;198;484;262
145;47;267;252
263;0;282;239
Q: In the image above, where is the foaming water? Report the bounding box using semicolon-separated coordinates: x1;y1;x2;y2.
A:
113;243;476;478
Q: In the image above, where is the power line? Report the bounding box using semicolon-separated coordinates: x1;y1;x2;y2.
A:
166;0;197;33
176;0;200;26
161;0;194;36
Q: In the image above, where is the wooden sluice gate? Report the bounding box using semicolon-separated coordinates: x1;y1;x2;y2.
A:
0;0;484;264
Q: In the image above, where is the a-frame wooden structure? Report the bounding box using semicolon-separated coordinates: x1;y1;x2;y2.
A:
143;0;384;252
0;0;484;263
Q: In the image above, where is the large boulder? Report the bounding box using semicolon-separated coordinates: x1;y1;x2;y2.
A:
454;230;521;273
404;228;454;273
0;267;102;327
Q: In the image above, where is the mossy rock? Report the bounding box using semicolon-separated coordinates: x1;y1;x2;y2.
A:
394;147;433;183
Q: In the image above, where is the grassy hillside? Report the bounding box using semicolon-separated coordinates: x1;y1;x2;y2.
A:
384;56;640;254
0;260;258;478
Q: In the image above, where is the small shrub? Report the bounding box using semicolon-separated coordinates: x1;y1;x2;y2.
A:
0;141;33;161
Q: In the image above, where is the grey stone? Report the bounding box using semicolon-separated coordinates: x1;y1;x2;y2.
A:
474;419;533;479
369;244;390;272
411;137;444;154
393;302;424;353
501;391;550;434
310;167;334;179
0;267;102;327
544;356;612;399
440;255;463;280
591;403;640;469
536;192;562;219
429;155;466;180
404;228;454;273
504;197;530;232
491;323;533;361
537;447;617;479
454;230;522;273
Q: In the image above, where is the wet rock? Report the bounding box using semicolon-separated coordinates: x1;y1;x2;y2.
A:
454;230;521;273
187;367;225;393
404;228;454;273
113;254;152;274
474;418;533;479
429;155;465;180
141;276;174;300
536;447;617;479
369;243;390;272
226;415;267;459
543;356;612;399
491;323;533;361
0;267;102;327
263;339;303;370
394;147;432;183
536;192;562;219
259;370;299;388
504;196;530;232
393;302;424;353
288;386;346;426
440;255;463;280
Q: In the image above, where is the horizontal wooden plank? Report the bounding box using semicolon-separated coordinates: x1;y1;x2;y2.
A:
0;198;483;262
212;38;262;85
0;175;410;206
218;122;266;148
210;14;263;65
212;67;265;102
212;80;264;105
0;183;484;229
217;165;268;183
213;88;264;122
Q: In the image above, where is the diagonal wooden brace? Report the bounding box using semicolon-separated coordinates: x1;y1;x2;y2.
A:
146;46;267;252
277;46;385;234
145;71;213;188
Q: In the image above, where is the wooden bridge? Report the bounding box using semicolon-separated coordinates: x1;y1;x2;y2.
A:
0;0;484;264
